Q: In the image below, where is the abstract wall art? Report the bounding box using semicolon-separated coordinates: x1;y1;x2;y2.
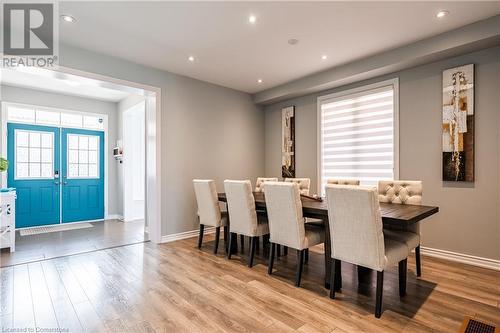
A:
281;106;295;178
442;64;474;182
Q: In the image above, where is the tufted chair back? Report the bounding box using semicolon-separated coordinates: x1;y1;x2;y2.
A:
284;178;311;195
325;185;386;271
193;179;223;227
378;180;423;233
255;177;279;192
224;180;259;236
327;179;360;186
264;182;308;249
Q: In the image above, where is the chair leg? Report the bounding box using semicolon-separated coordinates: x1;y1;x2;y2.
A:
214;227;220;254
415;245;422;277
268;243;276;274
249;236;257;267
223;226;228;243
375;271;384;318
398;259;407;297
240;235;245;253
304;248;309;263
283;246;288;256
197;224;204;249
227;232;233;259
256;236;260;253
277;245;281;257
334;260;342;291
329;258;336;299
295;249;305;287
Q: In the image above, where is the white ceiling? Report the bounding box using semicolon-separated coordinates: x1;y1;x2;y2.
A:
1;68;132;102
59;2;500;93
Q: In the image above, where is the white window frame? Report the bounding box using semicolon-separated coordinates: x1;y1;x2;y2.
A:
317;78;400;194
14;129;55;180
66;133;100;180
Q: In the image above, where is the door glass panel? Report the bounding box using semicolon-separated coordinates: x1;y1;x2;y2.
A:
29;148;41;162
41;148;52;163
16;147;29;162
16;163;29;178
67;134;99;179
15;130;54;179
16;131;29;146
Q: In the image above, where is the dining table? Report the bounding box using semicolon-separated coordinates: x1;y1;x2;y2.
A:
217;192;439;289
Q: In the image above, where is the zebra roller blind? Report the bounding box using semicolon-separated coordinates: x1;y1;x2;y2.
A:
319;82;398;193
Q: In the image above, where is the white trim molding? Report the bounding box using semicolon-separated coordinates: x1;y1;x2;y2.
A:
106;214;123;220
421;246;500;271
161;227;216;243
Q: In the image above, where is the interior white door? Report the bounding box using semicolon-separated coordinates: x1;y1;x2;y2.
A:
122;101;145;222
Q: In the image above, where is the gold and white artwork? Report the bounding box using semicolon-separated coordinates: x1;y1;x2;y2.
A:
442;64;474;182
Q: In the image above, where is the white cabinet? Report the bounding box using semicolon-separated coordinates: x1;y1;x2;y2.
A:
0;191;16;252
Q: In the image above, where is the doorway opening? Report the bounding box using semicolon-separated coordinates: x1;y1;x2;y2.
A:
0;66;161;267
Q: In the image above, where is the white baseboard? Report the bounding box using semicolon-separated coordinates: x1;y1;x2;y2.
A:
420;246;500;271
161;226;216;243
106;214;123;220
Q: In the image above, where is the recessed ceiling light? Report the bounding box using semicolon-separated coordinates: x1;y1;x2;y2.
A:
188;56;195;62
436;10;449;18
257;79;263;83
288;38;299;45
248;15;257;24
61;15;76;23
321;55;328;60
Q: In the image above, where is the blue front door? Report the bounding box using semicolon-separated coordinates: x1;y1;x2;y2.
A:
7;123;61;228
61;128;105;223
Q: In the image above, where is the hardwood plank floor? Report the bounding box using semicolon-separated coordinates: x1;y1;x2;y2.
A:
1;234;499;332
1;219;147;267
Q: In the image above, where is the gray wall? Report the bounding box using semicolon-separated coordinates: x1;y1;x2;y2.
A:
0;85;122;217
59;44;265;236
264;46;500;261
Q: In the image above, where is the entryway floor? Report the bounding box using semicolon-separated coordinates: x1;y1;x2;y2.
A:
0;219;147;267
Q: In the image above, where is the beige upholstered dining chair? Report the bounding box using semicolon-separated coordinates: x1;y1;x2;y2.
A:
255;177;278;192
284;178;311;195
327;179;360;185
224;180;269;267
264;181;324;287
193;179;228;254
378;180;423;277
325;185;409;318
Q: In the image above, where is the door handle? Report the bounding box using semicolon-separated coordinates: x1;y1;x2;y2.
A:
62;181;68;185
54;181;60;185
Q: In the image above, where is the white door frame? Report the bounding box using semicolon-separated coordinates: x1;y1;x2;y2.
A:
39;66;162;243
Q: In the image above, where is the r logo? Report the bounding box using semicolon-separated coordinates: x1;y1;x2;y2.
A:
3;3;54;56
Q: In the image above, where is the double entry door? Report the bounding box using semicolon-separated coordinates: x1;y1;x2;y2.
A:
7;123;105;228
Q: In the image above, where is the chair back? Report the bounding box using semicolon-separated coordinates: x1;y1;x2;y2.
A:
327;179;360;185
255;177;278;192
284;178;310;195
325;185;385;271
378;180;422;233
193;179;222;227
264;182;306;249
224;180;259;236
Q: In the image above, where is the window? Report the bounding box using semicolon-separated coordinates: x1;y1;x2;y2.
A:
318;79;398;193
67;134;99;179
6;104;105;130
15;130;54;179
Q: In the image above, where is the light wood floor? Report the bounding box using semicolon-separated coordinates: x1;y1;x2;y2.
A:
1;219;147;267
1;233;499;332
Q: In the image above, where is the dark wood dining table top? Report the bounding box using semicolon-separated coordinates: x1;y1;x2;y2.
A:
217;192;439;227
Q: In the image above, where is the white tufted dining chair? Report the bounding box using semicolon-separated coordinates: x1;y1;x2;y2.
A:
327;179;360;186
255;177;278;193
378;180;423;277
193;179;228;254
284;178;311;195
224;180;269;267
264;181;325;287
325;185;409;318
